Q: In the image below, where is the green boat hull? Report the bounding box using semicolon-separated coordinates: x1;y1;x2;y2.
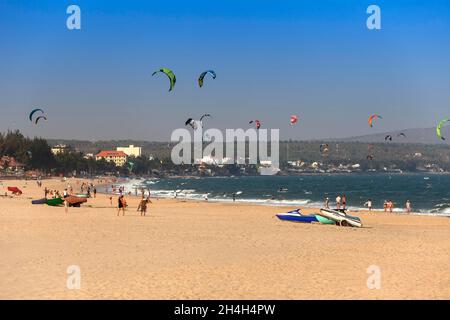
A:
46;198;64;206
315;214;336;225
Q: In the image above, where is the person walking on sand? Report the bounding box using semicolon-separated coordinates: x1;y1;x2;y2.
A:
137;196;152;216
383;200;388;212
117;195;127;216
93;187;97;198
342;194;347;210
364;199;373;212
336;195;341;210
405;200;412;213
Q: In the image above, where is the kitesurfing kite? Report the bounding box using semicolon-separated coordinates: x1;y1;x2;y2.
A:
436;119;449;140
34;116;47;125
152;68;176;92
185;118;198;130
198;70;216;88
200;113;211;124
368;114;382;127
397;132;406;138
319;144;329;154
249;120;261;130
29;108;45;122
385;135;393;141
185;114;212;131
290;115;299;126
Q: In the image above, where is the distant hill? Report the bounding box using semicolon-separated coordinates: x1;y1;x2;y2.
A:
334;127;450;145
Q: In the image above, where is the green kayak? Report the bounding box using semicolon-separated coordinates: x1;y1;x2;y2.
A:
315;214;336;225
46;197;64;206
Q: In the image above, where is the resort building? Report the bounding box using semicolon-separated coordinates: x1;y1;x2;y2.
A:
95;151;128;167
51;144;70;155
116;145;142;157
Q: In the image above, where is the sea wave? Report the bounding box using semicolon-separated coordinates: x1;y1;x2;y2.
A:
106;178;450;217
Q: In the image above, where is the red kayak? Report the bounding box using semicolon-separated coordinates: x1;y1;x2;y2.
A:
7;187;22;195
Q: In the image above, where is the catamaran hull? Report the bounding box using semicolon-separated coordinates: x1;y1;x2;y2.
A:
318;208;362;228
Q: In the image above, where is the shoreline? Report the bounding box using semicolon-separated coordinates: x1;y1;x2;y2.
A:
99;177;450;217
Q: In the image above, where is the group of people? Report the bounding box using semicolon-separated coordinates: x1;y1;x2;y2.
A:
115;186;152;217
324;195;347;210
80;182;97;198
324;195;413;213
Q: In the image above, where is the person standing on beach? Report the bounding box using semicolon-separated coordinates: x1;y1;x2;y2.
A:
383;200;388;212
405;200;412;213
324;197;330;209
364;199;373;212
93;187;97;198
336;195;341;210
387;200;394;213
342;195;347;210
64;198;69;214
117;195;126;216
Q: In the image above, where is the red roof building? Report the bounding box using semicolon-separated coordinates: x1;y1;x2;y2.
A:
95;151;128;167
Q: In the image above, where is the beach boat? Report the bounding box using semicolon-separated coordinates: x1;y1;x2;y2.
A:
75;194;90;198
31;198;47;205
7;186;22;195
314;214;336;225
277;187;289;193
65;196;87;207
276;209;318;223
318;208;362;228
46;197;64;206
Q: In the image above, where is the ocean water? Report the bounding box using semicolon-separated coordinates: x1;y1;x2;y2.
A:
120;174;450;216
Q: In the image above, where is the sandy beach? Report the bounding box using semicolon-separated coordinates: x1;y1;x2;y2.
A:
0;178;449;300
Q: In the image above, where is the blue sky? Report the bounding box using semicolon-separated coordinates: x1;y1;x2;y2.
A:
0;0;449;141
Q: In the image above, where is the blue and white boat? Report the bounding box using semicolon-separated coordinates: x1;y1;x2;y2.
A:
276;209;318;223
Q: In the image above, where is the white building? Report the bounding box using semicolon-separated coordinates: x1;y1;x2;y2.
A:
116;145;142;157
51;144;70;155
